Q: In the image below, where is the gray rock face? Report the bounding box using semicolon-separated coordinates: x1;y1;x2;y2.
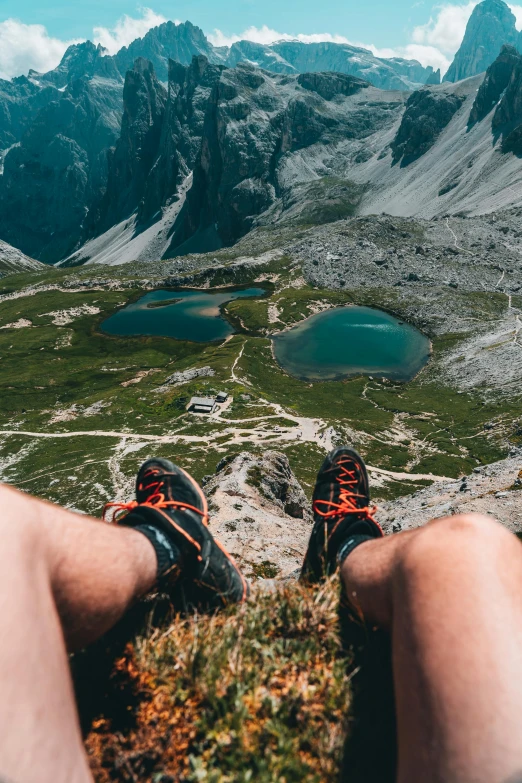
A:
391;87;465;166
490;49;522;153
444;0;518;83
203;450;312;577
0;77;58;149
87;55;224;241
114;21;218;82
0;76;123;262
469;44;521;125
93;59;167;232
139;56;224;224
167;64;403;254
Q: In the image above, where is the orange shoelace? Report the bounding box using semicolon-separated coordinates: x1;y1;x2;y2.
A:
312;461;378;523
103;476;207;524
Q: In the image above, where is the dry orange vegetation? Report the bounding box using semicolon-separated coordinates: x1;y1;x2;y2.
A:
79;580;352;783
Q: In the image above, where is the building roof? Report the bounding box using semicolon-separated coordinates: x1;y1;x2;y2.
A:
190;397;215;406
216;391;228;399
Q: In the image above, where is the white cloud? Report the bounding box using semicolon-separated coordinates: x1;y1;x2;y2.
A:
208;25;352;48
0;19;78;81
0;8;176;80
93;7;170;54
509;3;522;28
412;2;478;53
412;2;522;57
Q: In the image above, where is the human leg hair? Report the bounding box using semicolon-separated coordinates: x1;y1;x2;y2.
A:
0;484;157;783
341;514;522;783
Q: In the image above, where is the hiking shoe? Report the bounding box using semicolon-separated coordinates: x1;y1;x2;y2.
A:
301;447;383;583
103;458;249;610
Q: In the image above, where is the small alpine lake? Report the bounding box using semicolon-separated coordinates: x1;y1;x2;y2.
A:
102;289;430;382
101;287;267;343
272;305;431;382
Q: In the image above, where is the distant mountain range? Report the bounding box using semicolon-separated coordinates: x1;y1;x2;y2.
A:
2;1;522;266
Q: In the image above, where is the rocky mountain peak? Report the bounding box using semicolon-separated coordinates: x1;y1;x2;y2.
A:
94;58;167;231
469;44;522;125
114;20;217;82
37;41;111;89
425;68;441;86
444;0;518;83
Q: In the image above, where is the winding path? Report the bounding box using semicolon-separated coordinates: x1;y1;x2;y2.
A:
0;427;453;483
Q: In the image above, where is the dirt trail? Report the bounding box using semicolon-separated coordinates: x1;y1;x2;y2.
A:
0;427;453;483
444;218;473;256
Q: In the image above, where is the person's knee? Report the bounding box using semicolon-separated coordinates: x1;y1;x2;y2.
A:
397;513;514;584
0;484;44;554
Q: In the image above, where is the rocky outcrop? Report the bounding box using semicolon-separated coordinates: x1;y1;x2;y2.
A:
297;72;369;100
379;449;522;534
93;59;167;231
203;451;312;577
160;365;216;387
469;44;521;125
490;48;522;153
444;0;518;83
139;56;224;224
391;87;465;165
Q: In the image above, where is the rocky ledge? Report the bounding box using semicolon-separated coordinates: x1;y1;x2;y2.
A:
203;448;522;579
203;451;313;579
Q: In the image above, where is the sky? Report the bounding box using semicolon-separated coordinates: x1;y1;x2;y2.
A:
0;0;522;81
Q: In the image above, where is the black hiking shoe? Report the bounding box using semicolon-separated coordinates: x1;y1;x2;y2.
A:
301;447;383;583
103;458;249;611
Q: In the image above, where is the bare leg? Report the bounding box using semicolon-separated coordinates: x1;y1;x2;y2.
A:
341;513;522;783
0;484;157;783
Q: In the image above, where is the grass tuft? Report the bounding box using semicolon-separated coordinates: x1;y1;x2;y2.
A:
84;579;352;782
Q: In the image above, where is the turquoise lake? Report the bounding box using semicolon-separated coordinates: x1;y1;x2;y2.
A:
101;287;266;342
272;306;431;382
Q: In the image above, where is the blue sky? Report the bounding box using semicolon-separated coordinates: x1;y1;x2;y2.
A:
0;0;437;48
0;1;521;80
